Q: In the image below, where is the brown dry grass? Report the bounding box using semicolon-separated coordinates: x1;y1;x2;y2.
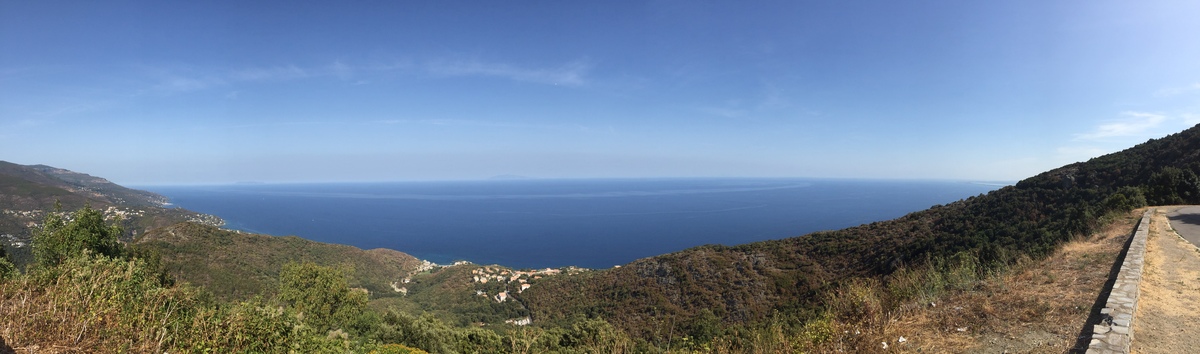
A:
0;255;194;353
1130;207;1200;353
690;210;1140;354
876;210;1138;353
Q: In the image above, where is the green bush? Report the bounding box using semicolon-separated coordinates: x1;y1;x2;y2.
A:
0;257;16;280
32;204;124;268
278;261;369;334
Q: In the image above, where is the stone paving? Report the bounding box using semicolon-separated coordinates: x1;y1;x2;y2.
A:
1085;209;1151;354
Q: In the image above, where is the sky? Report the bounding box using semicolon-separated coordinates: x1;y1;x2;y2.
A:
3;1;1200;185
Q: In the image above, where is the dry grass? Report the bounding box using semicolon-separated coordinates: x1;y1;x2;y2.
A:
750;210;1137;354
0;255;193;353
675;210;1139;354
884;210;1137;353
0;252;340;353
1130;207;1200;353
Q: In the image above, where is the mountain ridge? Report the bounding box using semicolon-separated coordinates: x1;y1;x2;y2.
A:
0;161;223;267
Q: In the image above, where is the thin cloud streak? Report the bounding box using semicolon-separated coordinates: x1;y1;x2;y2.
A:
372;118;614;134
152;75;225;92
425;59;591;86
147;57;587;94
230;65;311;81
1155;82;1200;96
1183;113;1200;126
1074;111;1167;141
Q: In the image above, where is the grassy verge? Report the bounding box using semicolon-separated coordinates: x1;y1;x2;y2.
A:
664;209;1138;353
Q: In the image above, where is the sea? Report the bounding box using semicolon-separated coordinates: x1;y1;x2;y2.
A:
142;178;1004;269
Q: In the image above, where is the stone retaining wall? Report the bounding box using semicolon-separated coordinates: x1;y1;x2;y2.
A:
1086;209;1152;354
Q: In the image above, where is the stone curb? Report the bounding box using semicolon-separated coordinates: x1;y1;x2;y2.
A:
1085;209;1152;354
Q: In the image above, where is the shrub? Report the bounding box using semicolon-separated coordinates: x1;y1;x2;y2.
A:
32;204;124;268
0;257;16;280
277;261;368;334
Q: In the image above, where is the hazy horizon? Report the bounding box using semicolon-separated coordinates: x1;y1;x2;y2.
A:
123;175;1019;188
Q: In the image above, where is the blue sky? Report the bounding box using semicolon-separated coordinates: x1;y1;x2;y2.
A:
3;1;1200;185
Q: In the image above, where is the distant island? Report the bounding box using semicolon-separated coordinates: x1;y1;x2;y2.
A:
487;174;537;180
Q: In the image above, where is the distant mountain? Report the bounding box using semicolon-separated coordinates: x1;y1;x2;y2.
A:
488;174;536;180
0;161;221;267
0;161;168;209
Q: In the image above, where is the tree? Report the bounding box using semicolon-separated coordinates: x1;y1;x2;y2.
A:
1103;186;1147;213
1147;167;1200;205
277;262;368;333
0;239;11;279
32;203;124;268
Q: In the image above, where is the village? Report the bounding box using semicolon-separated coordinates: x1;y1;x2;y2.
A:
385;259;590;326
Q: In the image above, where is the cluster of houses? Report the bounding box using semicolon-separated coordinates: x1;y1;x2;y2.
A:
3;209;46;229
505;317;532;326
470;266;568;297
0;234;23;248
393;260;592;326
102;206;146;220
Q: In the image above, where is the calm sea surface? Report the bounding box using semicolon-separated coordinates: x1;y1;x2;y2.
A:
142;179;1003;269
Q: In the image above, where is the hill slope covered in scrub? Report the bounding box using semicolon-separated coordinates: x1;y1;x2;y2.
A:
135;222;425;299
0;161;220;267
518;124;1200;340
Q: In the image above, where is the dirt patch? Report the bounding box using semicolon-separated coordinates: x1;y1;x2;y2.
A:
1130;207;1200;353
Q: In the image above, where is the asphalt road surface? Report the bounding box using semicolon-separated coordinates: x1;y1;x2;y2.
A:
1166;206;1200;248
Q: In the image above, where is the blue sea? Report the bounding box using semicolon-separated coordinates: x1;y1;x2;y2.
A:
142;179;1003;269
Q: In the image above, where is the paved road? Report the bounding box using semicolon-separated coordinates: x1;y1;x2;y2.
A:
1166;205;1200;248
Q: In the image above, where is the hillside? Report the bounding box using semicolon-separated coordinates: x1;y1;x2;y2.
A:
517;124;1200;340
134;222;590;327
0;161;222;267
0;161;166;209
136;222;425;299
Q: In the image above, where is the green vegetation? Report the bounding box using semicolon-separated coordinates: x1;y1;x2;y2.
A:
2;206;640;353
278;261;370;333
134;222;424;300
32;203;125;268
0;245;14;280
0;249;397;352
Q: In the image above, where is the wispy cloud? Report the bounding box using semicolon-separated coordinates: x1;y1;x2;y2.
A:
372;118;615;135
230;65;310;81
329;61;353;80
148;63;339;94
1074;111;1167;141
1183;113;1200;126
426;59;591;86
145;57;586;94
1056;145;1110;159
696;83;803;120
697;106;748;119
32;101;113;118
374;118;546;129
1155;82;1200;96
152;75;225;92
